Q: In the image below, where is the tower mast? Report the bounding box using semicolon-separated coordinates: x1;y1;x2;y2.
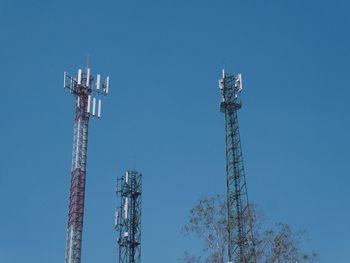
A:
219;70;256;263
63;67;110;263
115;170;142;263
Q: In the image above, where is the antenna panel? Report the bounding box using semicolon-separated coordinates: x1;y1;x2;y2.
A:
86;68;90;87
219;79;224;89
92;97;96;116
237;73;243;92
97;99;102;118
105;76;109;95
78;69;82;85
124;197;128;220
64;71;67;89
87;95;91;113
96;74;101;90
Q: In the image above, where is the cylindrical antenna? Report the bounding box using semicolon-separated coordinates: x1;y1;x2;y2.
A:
92;97;96;116
105;76;109;95
97;99;102;118
96;74;101;90
64;71;67;89
87;95;91;113
86;68;90;87
78;69;82;85
124;197;128;220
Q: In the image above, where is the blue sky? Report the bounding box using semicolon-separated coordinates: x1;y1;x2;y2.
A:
0;0;349;262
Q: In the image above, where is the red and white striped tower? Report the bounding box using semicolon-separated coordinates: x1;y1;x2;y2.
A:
63;67;109;263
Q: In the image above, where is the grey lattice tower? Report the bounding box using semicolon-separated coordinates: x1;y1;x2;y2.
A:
115;170;142;263
63;67;109;263
219;70;256;263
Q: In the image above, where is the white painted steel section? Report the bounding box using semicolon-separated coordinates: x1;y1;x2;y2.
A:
75;119;81;169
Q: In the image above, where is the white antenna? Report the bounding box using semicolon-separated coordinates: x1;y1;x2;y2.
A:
97;99;102;118
236;73;243;92
219;79;224;90
92;97;96;116
222;69;225;78
124;171;129;220
96;74;101;90
86;68;90;87
124;197;128;220
64;71;67;89
104;76;109;95
77;69;82;85
63;67;109;118
87;95;91;113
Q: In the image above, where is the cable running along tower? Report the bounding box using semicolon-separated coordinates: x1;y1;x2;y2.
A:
63;67;110;263
115;170;142;263
219;70;256;263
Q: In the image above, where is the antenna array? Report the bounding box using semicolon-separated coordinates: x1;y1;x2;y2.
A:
64;68;109;118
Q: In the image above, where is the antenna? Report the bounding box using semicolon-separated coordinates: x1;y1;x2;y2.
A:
236;73;243;92
96;74;101;90
87;95;91;113
86;53;90;69
64;71;67;89
104;76;109;95
62;65;110;263
97;99;102;118
92;97;96;116
116;170;142;263
63;67;110;118
218;70;257;263
86;68;90;87
77;69;82;85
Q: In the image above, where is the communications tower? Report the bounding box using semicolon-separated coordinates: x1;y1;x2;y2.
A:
219;70;256;263
115;170;142;263
63;67;110;263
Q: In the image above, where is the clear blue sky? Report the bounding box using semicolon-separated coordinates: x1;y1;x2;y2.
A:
0;0;349;262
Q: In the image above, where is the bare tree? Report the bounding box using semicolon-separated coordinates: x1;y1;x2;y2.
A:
182;195;318;263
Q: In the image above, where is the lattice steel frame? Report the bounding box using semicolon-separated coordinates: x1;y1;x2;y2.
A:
219;71;257;263
116;170;142;263
63;68;109;263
